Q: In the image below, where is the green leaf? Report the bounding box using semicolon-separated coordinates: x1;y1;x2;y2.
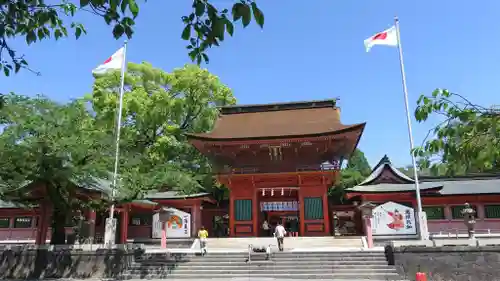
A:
212;19;225;40
121;0;128;13
26;31;37;44
232;3;244;21
224;18;234;36
80;0;90;7
241;4;251;27
195;0;205;17
113;24;125;39
3;66;10;76
181;25;191;40
128;0;139;18
202;53;209;63
251;2;264;28
75;27;82;39
54;29;63;40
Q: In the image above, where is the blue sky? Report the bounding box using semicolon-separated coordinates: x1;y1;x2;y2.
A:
2;1;500;168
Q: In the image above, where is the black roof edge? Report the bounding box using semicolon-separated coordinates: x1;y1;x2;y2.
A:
345;186;443;194
420;173;500;182
219;99;339;115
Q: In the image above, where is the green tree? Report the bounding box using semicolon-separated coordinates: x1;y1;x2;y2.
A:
88;62;236;196
0;0;265;76
0;94;113;244
0;93;175;244
413;89;500;174
330;149;371;203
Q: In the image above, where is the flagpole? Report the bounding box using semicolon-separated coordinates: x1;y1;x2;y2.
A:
106;40;128;245
394;17;428;240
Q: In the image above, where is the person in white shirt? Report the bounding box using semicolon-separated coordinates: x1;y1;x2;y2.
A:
262;220;270;236
274;223;287;251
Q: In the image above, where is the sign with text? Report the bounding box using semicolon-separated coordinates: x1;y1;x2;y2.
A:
152;208;191;238
260;201;299;212
371;201;417;236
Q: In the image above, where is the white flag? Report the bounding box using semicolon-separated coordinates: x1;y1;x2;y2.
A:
364;25;398;52
92;47;125;74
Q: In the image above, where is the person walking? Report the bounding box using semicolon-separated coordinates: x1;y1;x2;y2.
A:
274;223;287;251
198;226;209;256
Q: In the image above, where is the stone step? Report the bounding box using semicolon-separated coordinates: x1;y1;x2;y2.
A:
132;260;390;267
177;266;396;272
164;272;403;280
189;256;387;262
121;277;408;281
190;251;385;255
130;259;387;267
133;257;388;266
129;264;393;271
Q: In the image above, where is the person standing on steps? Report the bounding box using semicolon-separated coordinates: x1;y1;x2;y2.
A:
198;226;209;256
274;222;287;251
262;220;270;236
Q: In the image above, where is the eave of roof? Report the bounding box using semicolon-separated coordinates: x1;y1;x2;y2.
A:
186;123;366;142
145;191;211;200
347;183;443;193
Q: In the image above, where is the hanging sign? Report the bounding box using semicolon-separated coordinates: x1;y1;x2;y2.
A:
370;201;417;236
260;201;299;212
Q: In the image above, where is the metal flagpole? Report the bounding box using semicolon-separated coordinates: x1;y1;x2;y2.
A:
394;17;429;240
105;40;128;246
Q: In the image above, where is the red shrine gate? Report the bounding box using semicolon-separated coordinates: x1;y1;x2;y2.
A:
187;99;366;237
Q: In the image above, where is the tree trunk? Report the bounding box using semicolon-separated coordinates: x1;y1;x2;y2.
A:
50;207;67;245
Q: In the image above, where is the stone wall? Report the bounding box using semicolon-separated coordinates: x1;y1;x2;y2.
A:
0;246;141;279
385;245;500;281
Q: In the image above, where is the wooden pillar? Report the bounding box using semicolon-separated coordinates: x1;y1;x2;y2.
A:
322;189;331;235
192;202;202;236
298;187;305;236
252;188;258;237
87;209;96;243
120;206;129;244
229;192;235;237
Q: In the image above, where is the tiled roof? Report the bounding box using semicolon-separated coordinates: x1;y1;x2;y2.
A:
186;99;365;140
145;191;211;199
347;155;500;195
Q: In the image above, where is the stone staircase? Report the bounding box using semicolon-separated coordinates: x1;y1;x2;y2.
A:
197;236;364;251
123;250;408;280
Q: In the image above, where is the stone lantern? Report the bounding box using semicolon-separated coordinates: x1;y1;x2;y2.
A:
461;203;476;239
358;202;377;248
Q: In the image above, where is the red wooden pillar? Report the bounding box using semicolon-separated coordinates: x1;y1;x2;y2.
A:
192;202;201;236
252;188;258;237
229;192;235;237
120;206;129;244
322;188;331;235
87;209;96;243
298;187;305;236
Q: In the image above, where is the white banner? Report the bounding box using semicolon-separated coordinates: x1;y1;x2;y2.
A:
152;208;191;238
371;201;417;236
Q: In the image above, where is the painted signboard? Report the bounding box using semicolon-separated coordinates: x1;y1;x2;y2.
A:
152;208;191;238
371;201;417;236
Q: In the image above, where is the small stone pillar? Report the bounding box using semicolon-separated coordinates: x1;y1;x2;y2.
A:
358;202;377;249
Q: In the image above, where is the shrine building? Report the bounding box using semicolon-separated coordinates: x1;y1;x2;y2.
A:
345;155;500;236
186;99;366;237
